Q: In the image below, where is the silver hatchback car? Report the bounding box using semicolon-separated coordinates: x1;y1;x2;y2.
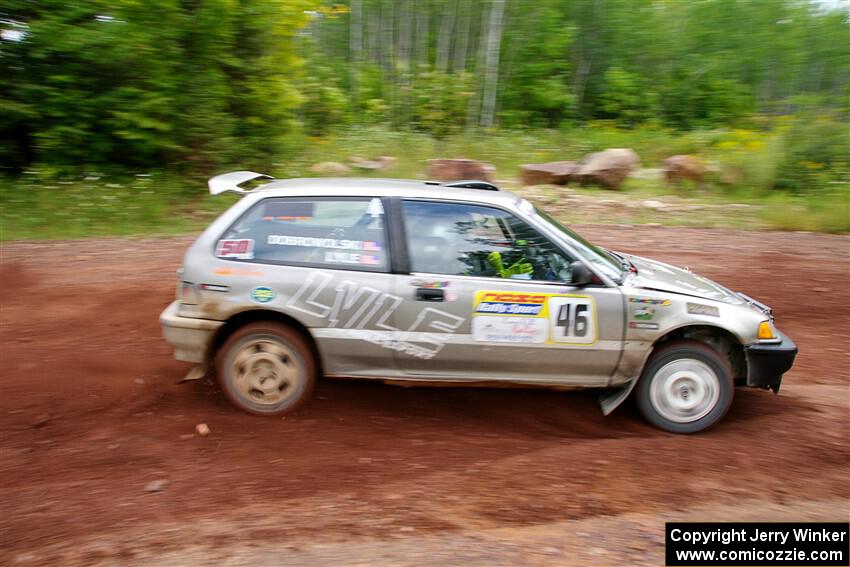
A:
160;172;797;433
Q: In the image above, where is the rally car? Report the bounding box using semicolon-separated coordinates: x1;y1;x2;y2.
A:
160;172;797;433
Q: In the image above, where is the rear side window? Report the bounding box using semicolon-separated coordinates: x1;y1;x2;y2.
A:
216;197;388;272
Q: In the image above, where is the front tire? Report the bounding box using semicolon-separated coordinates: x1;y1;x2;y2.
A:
636;340;734;434
215;322;316;416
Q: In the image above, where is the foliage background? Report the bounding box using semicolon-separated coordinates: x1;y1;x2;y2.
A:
1;0;848;236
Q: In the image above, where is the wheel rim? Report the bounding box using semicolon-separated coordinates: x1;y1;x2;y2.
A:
229;336;303;407
649;358;720;424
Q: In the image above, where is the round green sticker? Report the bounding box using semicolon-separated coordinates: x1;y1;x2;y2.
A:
250;286;275;303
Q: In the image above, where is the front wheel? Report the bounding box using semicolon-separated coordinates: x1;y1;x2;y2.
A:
215;322;316;416
636;340;734;434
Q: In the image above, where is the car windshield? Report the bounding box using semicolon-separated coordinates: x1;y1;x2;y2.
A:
532;207;623;282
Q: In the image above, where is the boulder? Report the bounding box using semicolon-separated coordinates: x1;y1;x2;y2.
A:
575;148;640;189
663;155;705;184
519;161;577;186
309;161;351;176
427;158;496;182
349;155;397;171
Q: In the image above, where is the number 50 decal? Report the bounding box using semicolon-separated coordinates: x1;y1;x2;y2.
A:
548;296;597;345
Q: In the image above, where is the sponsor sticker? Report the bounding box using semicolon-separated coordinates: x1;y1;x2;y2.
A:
250;286;275;303
629;321;659;330
214;267;264;277
215;239;254;259
267;235;382;251
324;251;361;264
633;306;655;320
629;297;671;306
472;317;547;343
471;291;597;345
410;279;450;289
687;302;720;317
474;292;547;316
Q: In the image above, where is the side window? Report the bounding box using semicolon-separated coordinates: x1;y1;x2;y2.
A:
402;200;577;282
216;197;388;271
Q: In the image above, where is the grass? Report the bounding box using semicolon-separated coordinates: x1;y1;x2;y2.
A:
756;188;850;233
0;174;212;240
1;125;848;241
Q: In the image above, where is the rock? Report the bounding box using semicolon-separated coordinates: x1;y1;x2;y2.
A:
179;434;195;440
427;158;496;182
519;161;577;186
195;423;210;437
663;155;705;184
309;161;351;176
642;199;667;211
144;479;168;493
349;155;396;171
575;148;640;189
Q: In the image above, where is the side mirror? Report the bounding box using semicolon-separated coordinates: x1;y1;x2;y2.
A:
569;261;593;286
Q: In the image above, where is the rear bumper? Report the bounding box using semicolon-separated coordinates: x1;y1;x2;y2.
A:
160;300;223;363
744;330;797;393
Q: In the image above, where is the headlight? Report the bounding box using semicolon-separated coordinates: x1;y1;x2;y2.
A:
757;320;780;343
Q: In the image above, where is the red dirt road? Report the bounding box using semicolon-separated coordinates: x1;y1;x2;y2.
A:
1;226;848;566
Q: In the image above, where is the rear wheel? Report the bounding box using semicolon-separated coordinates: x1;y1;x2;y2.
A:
215;322;316;416
636;340;733;434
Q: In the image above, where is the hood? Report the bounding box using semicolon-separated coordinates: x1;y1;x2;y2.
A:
625;254;744;304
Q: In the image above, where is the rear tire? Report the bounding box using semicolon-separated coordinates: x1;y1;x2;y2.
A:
215;322;316;416
636;340;733;434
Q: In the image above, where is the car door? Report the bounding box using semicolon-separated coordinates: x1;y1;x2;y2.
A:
390;199;625;386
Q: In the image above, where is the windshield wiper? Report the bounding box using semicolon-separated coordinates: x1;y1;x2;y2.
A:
607;249;637;275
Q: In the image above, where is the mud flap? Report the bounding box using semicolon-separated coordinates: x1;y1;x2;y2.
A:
178;365;207;383
598;378;638;416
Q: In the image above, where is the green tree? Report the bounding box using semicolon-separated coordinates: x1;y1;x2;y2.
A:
0;0;314;173
599;67;655;126
498;1;575;127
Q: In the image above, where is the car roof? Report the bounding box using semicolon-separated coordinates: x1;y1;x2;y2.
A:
256;177;522;208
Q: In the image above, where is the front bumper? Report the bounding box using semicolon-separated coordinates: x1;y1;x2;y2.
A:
744;330;797;393
160;300;224;363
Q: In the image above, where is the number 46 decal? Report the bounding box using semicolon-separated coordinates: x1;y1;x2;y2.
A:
548;296;597;345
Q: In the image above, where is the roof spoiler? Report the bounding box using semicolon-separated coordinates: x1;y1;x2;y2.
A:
425;179;499;191
208;171;274;196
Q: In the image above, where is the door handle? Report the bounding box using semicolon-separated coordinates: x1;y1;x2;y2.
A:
415;288;445;302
